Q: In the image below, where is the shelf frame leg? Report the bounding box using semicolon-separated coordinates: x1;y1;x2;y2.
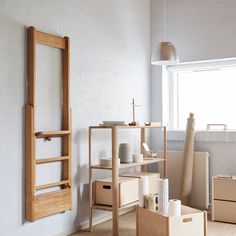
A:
88;127;93;231
112;126;119;236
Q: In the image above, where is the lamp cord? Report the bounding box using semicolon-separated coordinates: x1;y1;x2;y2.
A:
163;0;166;41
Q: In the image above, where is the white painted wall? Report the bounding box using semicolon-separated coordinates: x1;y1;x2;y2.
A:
150;0;236;181
0;1;150;235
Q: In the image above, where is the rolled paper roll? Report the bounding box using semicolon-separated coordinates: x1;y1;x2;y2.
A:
157;178;169;216
139;176;149;207
168;199;181;217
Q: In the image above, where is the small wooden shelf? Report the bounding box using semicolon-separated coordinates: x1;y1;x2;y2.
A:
35;130;71;139
36;156;69;164
25;26;72;222
90;158;165;170
36;180;70;191
88;124;167;236
92;201;139;211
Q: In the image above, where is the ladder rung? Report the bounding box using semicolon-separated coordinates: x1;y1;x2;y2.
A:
36;156;69;164
36;180;70;191
35;130;71;139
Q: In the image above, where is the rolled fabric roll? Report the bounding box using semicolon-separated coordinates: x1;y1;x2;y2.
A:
139;176;149;207
168;199;181;217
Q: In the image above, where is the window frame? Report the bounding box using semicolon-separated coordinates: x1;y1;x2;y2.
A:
166;58;236;131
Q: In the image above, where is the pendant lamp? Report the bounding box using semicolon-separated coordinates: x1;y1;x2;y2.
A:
151;0;179;65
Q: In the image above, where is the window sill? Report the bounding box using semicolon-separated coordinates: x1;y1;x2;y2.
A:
167;130;236;142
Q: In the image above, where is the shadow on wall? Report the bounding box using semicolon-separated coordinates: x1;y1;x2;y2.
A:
21;24;28;225
73;128;90;228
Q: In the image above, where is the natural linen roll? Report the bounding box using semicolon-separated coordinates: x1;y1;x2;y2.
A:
157;178;169;216
139;176;149;207
168;199;181;217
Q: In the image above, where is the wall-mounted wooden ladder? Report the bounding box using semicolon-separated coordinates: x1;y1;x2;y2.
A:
25;26;72;221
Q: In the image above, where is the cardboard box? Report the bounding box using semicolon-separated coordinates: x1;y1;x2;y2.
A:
212;176;236;223
137;206;207;236
213;177;236;201
121;172;160;194
95;177;139;207
213;200;236;223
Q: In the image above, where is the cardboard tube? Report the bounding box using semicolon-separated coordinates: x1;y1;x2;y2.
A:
181;113;195;205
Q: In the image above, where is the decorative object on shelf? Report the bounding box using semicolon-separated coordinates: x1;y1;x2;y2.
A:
100;158;120;166
144;193;158;212
132;153;144;163
139;176;149;207
181;113;195;206
168;199;181;217
142;142;158;158
144;121;162;126
25;26;72;222
151;0;179;65
102;121;126;126
157;178;169;216
118;143;132;163
129;98;140;126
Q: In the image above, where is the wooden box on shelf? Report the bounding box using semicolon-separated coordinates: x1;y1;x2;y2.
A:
136;206;207;236
212;176;236;223
121;172;160;194
95;177;139;207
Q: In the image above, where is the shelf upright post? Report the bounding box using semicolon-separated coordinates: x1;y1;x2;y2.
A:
88;127;93;231
112;126;119;236
140;128;146;172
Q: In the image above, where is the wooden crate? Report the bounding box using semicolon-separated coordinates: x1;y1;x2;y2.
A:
95;177;139;207
121;172;160;194
136;206;207;236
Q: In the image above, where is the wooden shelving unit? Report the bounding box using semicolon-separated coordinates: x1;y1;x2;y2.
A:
25;26;72;221
88;125;167;236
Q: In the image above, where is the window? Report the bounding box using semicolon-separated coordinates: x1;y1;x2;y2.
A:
167;59;236;130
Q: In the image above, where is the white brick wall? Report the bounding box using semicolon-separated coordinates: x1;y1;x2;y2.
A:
0;1;150;235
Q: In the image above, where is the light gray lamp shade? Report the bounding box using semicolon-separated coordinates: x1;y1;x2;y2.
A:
151;41;179;65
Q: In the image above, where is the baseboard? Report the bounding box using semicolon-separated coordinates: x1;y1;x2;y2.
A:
54;206;135;236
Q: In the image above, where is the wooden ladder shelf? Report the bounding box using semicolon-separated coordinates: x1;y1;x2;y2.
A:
25;26;72;221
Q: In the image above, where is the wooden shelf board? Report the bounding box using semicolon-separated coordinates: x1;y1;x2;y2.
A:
90;158;165;170
35;130;71;138
36;180;70;191
36;156;69;164
92;201;139;211
89;125;164;129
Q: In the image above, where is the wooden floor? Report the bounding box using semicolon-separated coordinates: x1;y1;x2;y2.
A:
72;211;236;236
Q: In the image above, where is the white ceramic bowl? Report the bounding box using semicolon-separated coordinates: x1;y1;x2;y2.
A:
132;154;144;163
